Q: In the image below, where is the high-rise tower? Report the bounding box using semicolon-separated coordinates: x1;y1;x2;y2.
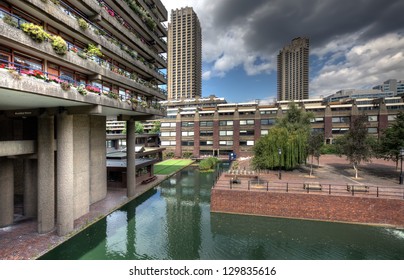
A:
277;37;309;101
168;7;202;100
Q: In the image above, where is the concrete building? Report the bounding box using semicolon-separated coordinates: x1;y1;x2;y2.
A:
167;7;202;100
158;96;404;158
277;37;309;101
325;89;396;102
0;0;167;236
373;79;404;96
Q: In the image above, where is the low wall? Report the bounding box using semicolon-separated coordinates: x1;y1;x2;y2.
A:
211;189;404;227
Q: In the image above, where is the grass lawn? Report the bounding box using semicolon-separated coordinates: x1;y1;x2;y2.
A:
154;159;194;175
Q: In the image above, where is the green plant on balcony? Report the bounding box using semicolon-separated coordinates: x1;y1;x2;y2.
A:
77;84;87;96
21;23;50;43
8;68;22;80
86;44;103;57
60;81;71;91
3;14;18;28
128;50;137;59
77;18;88;31
50;35;67;55
140;101;148;108
145;16;156;31
108;91;119;100
77;51;87;59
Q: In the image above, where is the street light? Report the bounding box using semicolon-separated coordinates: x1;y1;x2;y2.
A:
278;148;282;180
399;147;404;185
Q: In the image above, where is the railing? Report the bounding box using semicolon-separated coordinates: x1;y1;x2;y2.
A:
0;9;167;96
214;173;404;200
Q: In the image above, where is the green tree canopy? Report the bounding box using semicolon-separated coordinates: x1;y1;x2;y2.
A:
335;113;376;178
252;103;314;170
150;121;161;133
378;112;404;166
135;121;144;134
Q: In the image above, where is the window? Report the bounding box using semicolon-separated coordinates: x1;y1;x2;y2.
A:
240;119;255;125
388;115;397;121
367;127;378;134
200;130;213;137
182;121;194;127
161;122;176;127
161;141;176;146
219;130;233;136
240;140;254;146
200;140;213;146
310;117;324;123
261;130;269;135
368;116;378;122
240;130;254;136
219;120;233;126
14;53;42;70
332;117;350;123
200;121;213;127
181;131;194;137
219;141;233;146
161;131;176;137
260;119;276;125
311;128;324;133
332;128;349;134
181;141;194;146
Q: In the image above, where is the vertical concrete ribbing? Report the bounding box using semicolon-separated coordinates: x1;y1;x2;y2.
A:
56;113;74;236
37;115;55;233
127;119;136;198
24;159;37;218
0;158;14;227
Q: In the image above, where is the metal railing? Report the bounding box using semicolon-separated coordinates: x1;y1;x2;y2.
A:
215;175;404;200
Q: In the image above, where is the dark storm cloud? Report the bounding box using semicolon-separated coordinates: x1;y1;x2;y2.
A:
210;0;404;55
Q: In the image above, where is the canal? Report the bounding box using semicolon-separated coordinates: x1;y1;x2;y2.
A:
41;165;404;260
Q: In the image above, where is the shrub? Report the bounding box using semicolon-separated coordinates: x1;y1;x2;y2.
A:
86;44;103;57
320;144;339;155
199;157;219;171
77;18;88;31
182;152;193;159
20;23;50;43
50;35;67;55
77;84;87;96
60;81;71;91
164;151;175;159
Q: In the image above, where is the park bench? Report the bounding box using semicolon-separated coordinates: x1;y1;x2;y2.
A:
347;184;369;193
141;176;157;184
230;177;241;184
303;182;322;191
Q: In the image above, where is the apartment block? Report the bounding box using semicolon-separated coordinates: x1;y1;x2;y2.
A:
168;7;202;100
159;97;404;158
277;37;309;101
0;0;167;235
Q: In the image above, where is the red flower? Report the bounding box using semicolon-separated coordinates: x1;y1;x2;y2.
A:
0;64;5;69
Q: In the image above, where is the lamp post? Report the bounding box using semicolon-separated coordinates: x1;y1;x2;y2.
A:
399;147;404;185
278;148;282;180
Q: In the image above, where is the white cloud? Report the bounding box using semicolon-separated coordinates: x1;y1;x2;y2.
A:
310;33;404;98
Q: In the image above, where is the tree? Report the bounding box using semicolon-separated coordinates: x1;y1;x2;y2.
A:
307;131;324;176
378;112;404;169
150;121;161;133
135;121;144;134
252;103;314;170
335;113;375;178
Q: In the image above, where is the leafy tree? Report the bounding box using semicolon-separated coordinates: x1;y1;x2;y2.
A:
135;121;144;134
199;157;219;171
150;121;161;133
335;113;375;178
307;131;324;176
252;103;313;170
378;112;404;169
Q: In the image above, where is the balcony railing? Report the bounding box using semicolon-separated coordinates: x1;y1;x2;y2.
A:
0;9;167;96
0;58;166;113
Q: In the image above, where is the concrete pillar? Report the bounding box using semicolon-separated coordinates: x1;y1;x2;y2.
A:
89;116;107;204
56;112;74;236
72;115;90;220
0;158;14;227
37;114;55;233
24;159;37;218
127;118;136;198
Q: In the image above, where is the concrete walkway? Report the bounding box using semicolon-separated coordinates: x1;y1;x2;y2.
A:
0;175;167;260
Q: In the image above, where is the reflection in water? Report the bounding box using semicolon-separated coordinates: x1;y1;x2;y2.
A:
41;165;404;260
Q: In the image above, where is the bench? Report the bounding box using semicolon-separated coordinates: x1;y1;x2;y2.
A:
141;176;157;185
347;184;369;193
230;178;241;184
303;182;322;191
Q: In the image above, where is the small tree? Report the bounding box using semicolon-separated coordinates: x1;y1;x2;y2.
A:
150;121;161;133
135;122;144;134
378;112;404;169
307;131;324;176
335;114;375;178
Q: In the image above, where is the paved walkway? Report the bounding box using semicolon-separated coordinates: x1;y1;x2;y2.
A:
0;175;167;260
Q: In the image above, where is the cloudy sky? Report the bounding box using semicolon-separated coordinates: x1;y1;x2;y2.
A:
161;0;404;102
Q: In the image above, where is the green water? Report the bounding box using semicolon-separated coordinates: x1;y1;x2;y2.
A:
41;166;404;260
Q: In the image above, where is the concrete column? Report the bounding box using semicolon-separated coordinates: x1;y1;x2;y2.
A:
37;114;55;233
0;158;14;227
56;112;74;236
127;118;136;198
24;159;37;218
90;116;107;204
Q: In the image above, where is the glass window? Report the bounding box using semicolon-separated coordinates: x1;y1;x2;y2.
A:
240;120;255;125
368;116;378;122
219;131;233;136
261;130;268;135
14;54;42;70
181;122;194;127
368;127;378;134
